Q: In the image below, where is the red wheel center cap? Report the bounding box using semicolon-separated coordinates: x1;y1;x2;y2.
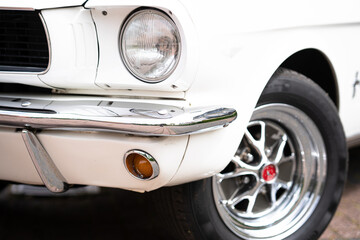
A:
262;164;277;182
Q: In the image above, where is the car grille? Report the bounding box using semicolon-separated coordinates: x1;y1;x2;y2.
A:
0;10;49;72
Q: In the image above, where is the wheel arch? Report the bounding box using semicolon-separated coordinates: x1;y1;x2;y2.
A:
279;48;339;109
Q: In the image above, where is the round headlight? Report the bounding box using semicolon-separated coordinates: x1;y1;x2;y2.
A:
120;9;181;83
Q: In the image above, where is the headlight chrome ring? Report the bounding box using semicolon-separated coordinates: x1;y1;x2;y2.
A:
120;9;181;83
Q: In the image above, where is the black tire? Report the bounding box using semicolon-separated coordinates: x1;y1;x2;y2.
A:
154;69;347;240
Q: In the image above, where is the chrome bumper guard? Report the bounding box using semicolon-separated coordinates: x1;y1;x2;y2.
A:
0;96;237;136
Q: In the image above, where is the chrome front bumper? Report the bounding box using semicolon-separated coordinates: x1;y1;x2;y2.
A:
0;95;237;136
0;95;238;193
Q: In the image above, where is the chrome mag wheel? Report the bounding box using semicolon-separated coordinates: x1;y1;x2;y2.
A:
154;69;346;240
213;103;327;239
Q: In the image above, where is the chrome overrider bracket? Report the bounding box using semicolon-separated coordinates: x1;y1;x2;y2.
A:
21;129;69;193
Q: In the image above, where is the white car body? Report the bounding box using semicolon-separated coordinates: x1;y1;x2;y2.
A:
0;0;358;194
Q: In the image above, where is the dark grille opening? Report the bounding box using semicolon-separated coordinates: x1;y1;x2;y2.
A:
0;83;52;94
0;10;49;72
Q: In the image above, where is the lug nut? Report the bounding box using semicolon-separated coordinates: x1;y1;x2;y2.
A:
243;177;250;184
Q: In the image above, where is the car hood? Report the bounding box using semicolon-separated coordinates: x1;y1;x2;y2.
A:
0;0;86;10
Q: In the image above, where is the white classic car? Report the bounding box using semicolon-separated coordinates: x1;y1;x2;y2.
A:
0;0;357;239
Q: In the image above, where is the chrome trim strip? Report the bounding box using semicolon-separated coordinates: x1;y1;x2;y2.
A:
37;11;52;75
0;96;237;136
0;7;35;11
21;129;69;193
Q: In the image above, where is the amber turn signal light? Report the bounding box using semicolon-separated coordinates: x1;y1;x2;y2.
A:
124;150;159;180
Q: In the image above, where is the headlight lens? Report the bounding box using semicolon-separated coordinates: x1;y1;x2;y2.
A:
120;9;181;83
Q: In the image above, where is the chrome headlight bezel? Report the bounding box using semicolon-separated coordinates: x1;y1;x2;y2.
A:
119;8;182;83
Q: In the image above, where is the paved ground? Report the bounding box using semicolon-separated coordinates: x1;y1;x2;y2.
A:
321;182;360;239
0;149;359;239
321;148;360;240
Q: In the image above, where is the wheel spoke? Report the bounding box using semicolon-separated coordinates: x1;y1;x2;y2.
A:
279;152;296;164
232;155;259;171
244;121;266;151
216;167;255;182
265;178;292;206
268;184;277;204
258;121;266;148
245;182;263;213
228;181;264;213
272;134;288;164
228;188;242;204
246;195;257;214
244;129;257;147
275;178;292;190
